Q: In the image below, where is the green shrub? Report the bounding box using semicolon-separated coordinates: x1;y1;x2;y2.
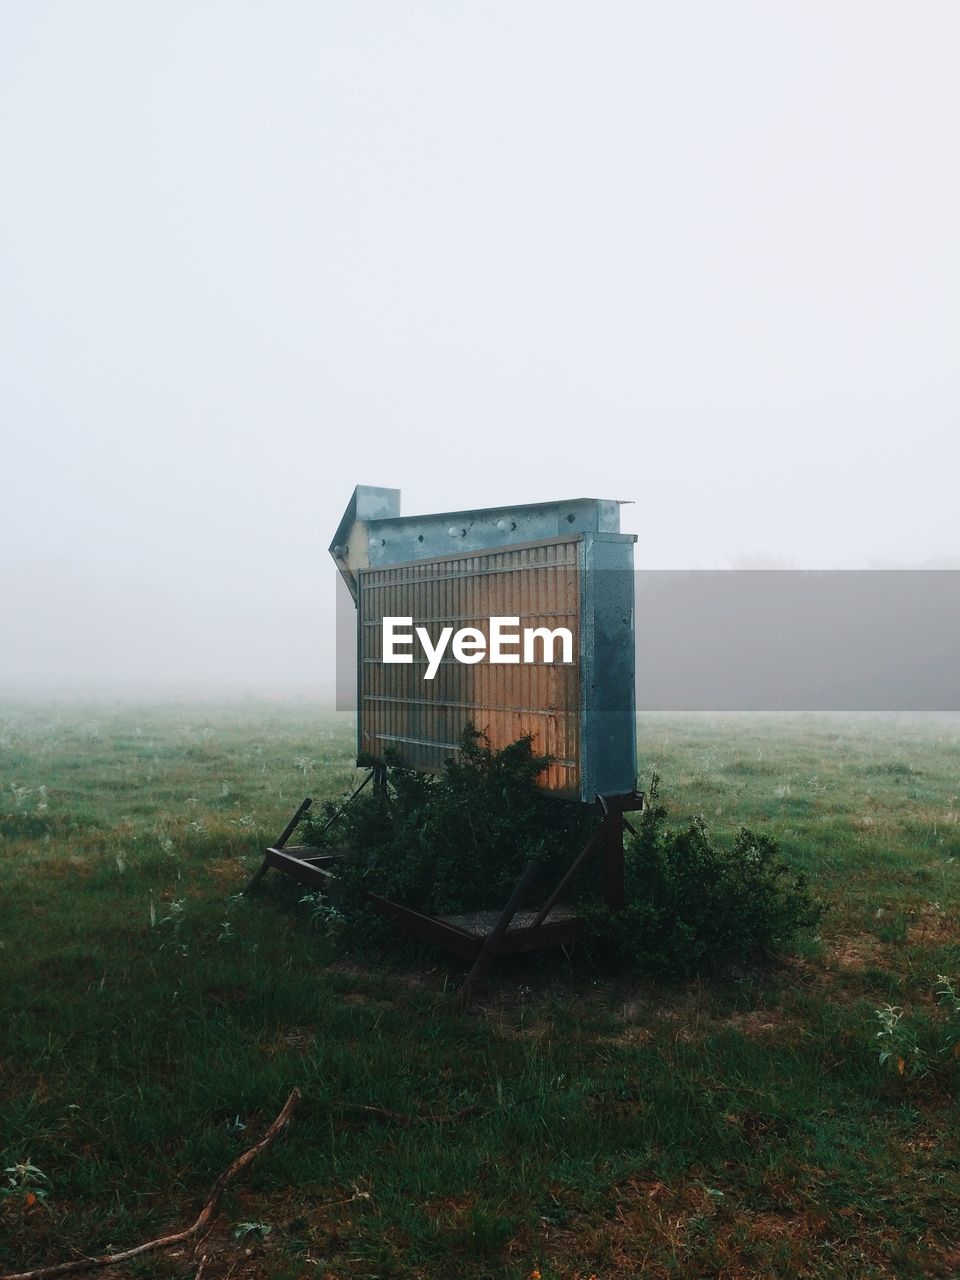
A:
305;731;822;975
579;774;823;977
302;726;591;917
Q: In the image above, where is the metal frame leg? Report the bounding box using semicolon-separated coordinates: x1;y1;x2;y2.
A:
247;797;314;891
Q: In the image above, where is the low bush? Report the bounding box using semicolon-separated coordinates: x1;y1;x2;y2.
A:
579;774;823;976
303;726;592;918
303;728;822;975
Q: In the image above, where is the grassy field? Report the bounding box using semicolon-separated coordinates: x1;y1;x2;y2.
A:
2;703;959;1279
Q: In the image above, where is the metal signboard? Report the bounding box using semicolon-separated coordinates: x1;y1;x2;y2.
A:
331;486;637;803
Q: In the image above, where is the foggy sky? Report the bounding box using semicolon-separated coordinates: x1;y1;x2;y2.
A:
2;2;958;695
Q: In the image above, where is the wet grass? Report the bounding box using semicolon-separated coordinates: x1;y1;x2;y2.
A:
2;705;960;1278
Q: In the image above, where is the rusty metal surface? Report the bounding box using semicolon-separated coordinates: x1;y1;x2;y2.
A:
493;916;585;955
365;894;483;960
357;537;582;797
442;904;579;936
366;894;585;961
262;847;337;891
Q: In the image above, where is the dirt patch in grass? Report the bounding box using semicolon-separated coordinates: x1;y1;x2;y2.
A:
537;1173;923;1279
725;1008;790;1039
33;853;95;880
906;900;958;945
258;1025;317;1057
608;1023;655;1049
827;932;886;972
203;856;250;889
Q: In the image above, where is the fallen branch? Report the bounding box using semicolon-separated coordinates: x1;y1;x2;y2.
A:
1;1088;301;1280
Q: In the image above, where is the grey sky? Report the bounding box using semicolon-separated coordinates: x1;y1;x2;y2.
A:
2;2;957;693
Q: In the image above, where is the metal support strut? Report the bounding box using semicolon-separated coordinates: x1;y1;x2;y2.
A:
245;769;381;893
246;770;642;1008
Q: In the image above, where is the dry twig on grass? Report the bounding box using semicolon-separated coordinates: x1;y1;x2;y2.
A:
0;1088;301;1280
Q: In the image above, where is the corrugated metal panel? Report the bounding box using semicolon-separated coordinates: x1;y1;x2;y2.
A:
358;538;582;798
